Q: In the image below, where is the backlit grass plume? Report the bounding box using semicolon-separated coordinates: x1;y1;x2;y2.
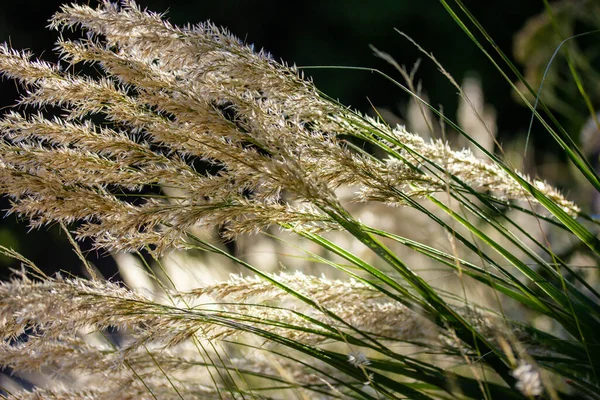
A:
0;1;598;399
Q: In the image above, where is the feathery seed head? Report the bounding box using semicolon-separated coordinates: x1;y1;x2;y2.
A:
512;360;543;397
347;351;371;368
0;1;579;255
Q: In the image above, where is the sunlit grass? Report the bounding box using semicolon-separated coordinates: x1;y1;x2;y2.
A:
0;1;597;399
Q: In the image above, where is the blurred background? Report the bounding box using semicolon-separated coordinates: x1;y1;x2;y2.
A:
0;0;598;278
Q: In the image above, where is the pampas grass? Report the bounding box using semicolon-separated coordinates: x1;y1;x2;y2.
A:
0;1;598;399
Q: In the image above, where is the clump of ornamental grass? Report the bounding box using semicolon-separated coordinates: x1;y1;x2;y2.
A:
0;1;598;399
